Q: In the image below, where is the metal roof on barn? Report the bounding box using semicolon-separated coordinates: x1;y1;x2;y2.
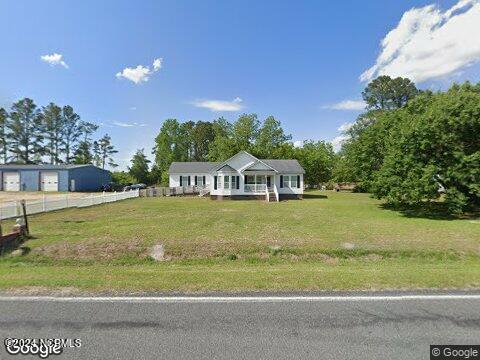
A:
0;164;106;171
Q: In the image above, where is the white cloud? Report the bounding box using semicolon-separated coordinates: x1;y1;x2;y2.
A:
113;121;147;127
116;65;151;84
40;53;69;68
338;122;354;133
331;135;349;152
193;97;244;112
153;58;162;71
293;140;303;148
361;0;480;83
323;100;365;111
116;57;163;84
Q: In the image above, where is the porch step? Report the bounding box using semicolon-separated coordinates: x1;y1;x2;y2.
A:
267;191;277;202
198;189;210;197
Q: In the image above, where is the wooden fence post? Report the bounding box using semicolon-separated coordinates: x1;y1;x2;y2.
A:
20;200;29;235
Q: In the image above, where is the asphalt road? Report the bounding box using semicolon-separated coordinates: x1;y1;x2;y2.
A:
0;293;479;360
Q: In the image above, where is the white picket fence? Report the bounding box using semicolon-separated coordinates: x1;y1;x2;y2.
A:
0;189;140;220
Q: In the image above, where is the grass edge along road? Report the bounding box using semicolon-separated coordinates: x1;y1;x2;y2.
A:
0;257;479;292
0;190;479;292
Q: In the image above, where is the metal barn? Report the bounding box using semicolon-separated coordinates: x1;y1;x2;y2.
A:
0;164;111;192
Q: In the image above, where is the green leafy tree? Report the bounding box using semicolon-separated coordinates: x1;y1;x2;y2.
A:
128;149;151;184
254;116;292;158
61;105;82;163
332;153;358;183
94;134;118;169
362;75;419;110
111;171;136;185
232;114;259;152
208;118;236;161
178;121;195;160
372;83;480;213
152;119;184;182
7;98;45;164
337;76;419;189
339;110;396;190
271;142;296;159
295;140;335;186
0;108;8;163
42;102;64;164
191;121;214;161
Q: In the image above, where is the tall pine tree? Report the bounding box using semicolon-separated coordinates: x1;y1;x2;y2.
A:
95;134;118;169
0;108;8;163
42;102;64;164
73;121;98;164
62;105;82;164
8;98;45;164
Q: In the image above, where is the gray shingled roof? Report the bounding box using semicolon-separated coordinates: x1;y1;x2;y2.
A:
169;159;305;174
217;164;237;172
262;159;305;174
168;162;219;173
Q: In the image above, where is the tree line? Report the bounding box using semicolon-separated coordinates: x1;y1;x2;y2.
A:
118;115;335;187
334;76;480;214
0;98;118;168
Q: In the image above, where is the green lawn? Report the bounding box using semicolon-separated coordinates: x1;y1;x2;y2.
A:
0;191;479;292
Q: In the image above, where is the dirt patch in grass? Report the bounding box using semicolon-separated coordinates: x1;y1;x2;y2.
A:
33;237;147;261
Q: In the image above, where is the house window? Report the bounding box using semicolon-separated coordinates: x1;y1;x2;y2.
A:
245;175;255;184
197;176;204;187
181;176;189;186
232;176;237;190
290;175;298;188
224;175;230;189
283;175;290;187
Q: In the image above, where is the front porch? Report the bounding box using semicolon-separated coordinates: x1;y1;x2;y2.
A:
243;174;274;193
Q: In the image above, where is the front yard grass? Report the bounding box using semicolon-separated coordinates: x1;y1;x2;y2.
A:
0;190;479;292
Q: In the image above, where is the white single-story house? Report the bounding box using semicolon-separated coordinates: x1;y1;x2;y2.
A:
168;151;305;201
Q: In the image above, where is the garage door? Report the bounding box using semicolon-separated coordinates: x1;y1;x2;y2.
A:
3;172;20;191
41;171;59;191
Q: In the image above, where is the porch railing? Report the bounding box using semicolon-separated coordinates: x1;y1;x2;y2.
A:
244;184;267;193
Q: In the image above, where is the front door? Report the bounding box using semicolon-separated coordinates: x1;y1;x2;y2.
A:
266;176;271;189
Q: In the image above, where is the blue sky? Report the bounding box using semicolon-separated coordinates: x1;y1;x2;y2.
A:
1;0;479;169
